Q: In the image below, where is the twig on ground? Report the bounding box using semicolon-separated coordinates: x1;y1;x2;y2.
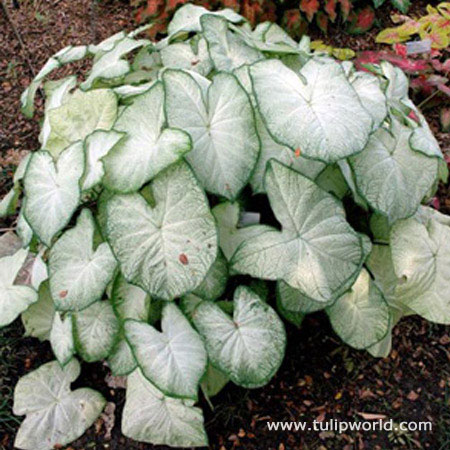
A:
1;0;38;79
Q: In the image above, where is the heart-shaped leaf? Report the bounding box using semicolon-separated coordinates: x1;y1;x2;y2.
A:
81;37;147;90
81;130;125;191
105;161;217;300
49;209;117;311
103;82;191;193
160;39;212;76
326;269;390;349
390;207;450;324
122;369;208;447
45;89;118;158
349;119;438;223
72;300;120;362
167;4;244;39
201;15;262;71
23;142;85;246
163;70;259;199
107;274;152;376
250;57;373;162
231;160;365;303
13;359;105;450
125;303;207;399
192;286;286;388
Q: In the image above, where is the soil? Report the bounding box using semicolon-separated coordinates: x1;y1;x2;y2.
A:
0;0;449;449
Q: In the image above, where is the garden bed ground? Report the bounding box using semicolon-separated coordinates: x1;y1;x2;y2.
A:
0;0;449;449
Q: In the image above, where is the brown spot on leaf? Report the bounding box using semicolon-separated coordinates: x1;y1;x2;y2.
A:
59;290;68;298
179;253;189;265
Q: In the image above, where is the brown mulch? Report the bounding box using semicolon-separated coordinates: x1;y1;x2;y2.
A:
0;0;449;449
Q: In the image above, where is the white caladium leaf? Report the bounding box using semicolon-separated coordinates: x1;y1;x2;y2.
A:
30;254;48;291
81;37;147;90
366;244;404;310
17;209;33;248
132;46;161;71
50;312;75;366
21;45;87;118
13;359;105;450
231;160;365;303
108;338;136;376
167;3;243;39
250;57;373;163
160;39;212;76
212;201;272;261
113;81;156;99
23;142;84;246
111;273;151;322
105;162;217;300
366;307;404;358
125;303;207;399
22;281;55;341
0;249;38;328
40;76;77;148
349;120;438;223
49;209;117;311
103;82;191;193
381;61;409;104
73;300;120;362
407;103;443;159
163;70;259;199
45;89;118;158
229;22;299;55
88;31;126;54
349;70;387;131
326;269;390;349
260;22;298;48
193;250;228;300
13;153;32;185
107;274;151;375
81;130;125;191
201;15;262;71
192;286;286;388
390;209;450;324
122;369;208;447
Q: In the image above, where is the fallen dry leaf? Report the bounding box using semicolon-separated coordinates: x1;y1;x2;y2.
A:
357;412;387;420
407;390;419;401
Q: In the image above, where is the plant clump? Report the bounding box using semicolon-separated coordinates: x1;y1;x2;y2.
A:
0;4;448;448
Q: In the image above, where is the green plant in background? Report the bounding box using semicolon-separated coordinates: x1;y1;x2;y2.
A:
376;2;450;48
364;3;450;131
0;3;448;448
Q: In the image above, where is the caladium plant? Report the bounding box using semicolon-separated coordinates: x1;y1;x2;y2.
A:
1;4;449;448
